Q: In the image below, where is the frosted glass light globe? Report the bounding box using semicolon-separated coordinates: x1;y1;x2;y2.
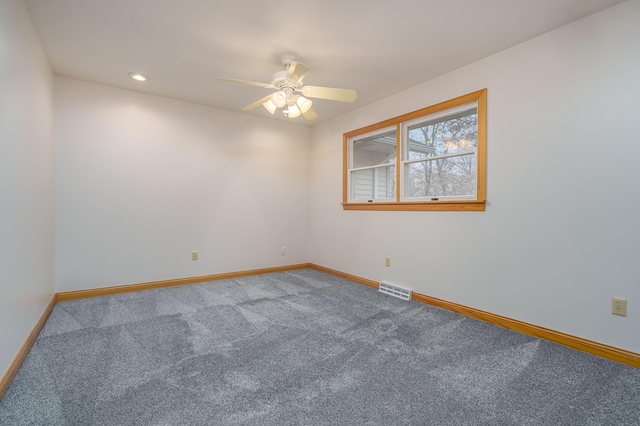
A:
271;91;287;108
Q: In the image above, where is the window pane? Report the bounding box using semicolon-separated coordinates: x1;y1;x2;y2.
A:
405;154;475;198
351;165;395;200
353;130;396;168
407;109;477;160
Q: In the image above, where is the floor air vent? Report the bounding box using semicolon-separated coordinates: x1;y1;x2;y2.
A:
379;282;412;301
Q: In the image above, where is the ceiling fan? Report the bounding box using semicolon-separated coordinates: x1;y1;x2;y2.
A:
218;55;357;120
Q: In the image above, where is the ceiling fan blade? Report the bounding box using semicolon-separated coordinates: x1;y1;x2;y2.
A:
287;61;309;85
242;95;273;112
301;85;357;102
303;107;318;121
217;77;275;89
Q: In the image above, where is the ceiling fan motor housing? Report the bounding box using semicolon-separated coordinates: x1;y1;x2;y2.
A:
271;70;301;90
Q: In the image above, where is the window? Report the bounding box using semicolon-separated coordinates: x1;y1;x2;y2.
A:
343;89;486;211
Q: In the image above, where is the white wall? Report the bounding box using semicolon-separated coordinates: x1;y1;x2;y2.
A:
0;1;55;377
310;1;640;353
55;77;311;292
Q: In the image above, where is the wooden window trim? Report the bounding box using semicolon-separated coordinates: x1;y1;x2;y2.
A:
343;89;487;211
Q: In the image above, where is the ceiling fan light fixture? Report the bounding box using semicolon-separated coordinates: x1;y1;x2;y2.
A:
271;90;287;108
262;99;277;114
296;96;312;113
286;104;301;118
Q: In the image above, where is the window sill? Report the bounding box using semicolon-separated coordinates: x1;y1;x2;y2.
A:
342;200;486;211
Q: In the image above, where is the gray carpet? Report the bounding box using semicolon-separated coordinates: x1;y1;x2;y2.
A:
1;269;639;425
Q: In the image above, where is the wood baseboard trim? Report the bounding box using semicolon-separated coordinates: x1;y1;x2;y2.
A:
0;295;56;401
309;264;379;289
56;263;312;302
311;263;639;368
411;292;640;368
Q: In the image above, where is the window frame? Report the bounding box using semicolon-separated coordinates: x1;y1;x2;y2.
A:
343;89;486;211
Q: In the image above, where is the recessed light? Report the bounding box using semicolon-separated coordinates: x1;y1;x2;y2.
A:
128;72;150;82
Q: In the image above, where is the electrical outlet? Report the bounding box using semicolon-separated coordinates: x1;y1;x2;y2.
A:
611;297;627;316
385;257;391;267
281;246;286;256
192;251;198;261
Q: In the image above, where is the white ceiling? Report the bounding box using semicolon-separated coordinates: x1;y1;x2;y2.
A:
25;0;623;125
